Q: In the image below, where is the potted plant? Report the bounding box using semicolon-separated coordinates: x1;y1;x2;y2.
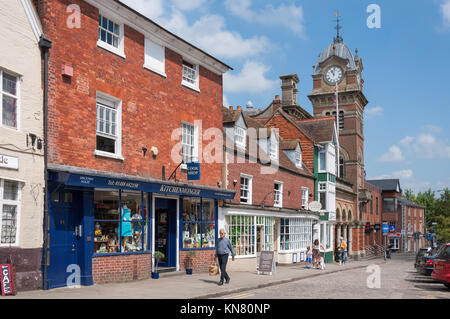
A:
152;251;165;279
185;250;196;275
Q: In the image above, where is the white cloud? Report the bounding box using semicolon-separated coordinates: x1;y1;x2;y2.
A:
399;136;414;146
225;0;305;36
392;169;413;180
121;0;165;20
379;145;404;162
223;61;278;94
422;124;443;134
395;132;450;160
366;106;383;117
171;0;206;11
158;12;270;59
442;0;450;26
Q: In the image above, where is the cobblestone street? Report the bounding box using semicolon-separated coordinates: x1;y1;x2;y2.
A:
217;257;450;299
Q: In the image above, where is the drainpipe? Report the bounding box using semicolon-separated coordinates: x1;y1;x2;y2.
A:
39;34;52;290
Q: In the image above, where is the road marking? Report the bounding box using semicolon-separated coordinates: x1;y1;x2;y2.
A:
228;293;255;299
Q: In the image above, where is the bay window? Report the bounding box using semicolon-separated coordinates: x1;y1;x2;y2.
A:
319;183;327;211
280;218;312;251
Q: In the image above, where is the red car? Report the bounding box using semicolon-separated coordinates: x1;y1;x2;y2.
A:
431;243;450;290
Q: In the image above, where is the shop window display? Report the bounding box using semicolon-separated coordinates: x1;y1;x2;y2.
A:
182;198;215;249
226;215;255;256
94;190;148;254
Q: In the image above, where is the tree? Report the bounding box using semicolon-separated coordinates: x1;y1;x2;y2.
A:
404;189;416;201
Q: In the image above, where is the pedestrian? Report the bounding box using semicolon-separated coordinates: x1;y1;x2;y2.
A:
318;253;326;270
306;246;313;265
215;228;235;286
339;237;347;265
312;239;325;269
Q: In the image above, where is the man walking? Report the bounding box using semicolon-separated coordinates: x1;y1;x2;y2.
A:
215;228;235;285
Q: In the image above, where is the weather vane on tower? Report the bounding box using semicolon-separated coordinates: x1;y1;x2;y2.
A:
334;11;343;43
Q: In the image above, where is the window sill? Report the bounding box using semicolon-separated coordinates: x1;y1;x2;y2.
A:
239;201;253;205
181;81;200;93
94;150;124;161
143;64;167;78
97;40;126;59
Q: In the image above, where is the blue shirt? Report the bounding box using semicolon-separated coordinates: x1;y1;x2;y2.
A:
215;237;235;257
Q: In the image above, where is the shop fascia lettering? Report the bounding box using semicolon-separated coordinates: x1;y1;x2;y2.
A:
107;179;139;189
160;185;201;196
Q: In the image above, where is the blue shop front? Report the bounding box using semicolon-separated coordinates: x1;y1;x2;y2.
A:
43;166;234;289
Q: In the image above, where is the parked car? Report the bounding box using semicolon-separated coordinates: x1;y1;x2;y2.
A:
416;245;445;276
431;243;450;290
415;248;430;268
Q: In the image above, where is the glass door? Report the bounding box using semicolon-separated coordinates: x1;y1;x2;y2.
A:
155;208;168;265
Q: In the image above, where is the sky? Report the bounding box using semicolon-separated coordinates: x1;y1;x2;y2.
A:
121;0;450;194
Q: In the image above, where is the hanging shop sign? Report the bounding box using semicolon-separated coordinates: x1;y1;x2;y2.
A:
0;154;18;170
187;162;200;181
0;264;15;296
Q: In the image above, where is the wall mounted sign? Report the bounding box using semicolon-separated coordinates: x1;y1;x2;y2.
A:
0;154;18;170
389;225;396;232
308;201;322;212
0;264;15;296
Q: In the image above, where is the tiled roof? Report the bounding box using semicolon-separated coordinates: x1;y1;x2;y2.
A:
398;197;425;209
295;117;335;143
365;179;401;191
223;107;241;124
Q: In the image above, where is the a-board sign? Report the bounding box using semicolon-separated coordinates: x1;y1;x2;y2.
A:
1;264;15;296
258;251;275;273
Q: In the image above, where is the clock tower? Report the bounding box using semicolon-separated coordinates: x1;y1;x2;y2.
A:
307;17;370;259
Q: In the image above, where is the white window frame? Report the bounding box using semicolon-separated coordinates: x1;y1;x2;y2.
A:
274;181;283;208
182;59;200;92
97;12;126;59
181;122;199;169
318;182;327;211
318;151;326;172
94;91;123;160
279;217;312;252
143;38;166;77
239;174;252;205
0;179;22;247
234;126;246;149
0;70;20;130
301;187;309;210
226;215;256;257
295;145;302;168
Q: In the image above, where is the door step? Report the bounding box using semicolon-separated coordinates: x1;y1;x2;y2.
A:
158;267;177;273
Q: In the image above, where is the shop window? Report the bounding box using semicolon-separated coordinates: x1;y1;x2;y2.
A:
226;215;255;256
280;218;312;252
1;71;18;129
182;198;215;249
256;216;274;251
94;190;148;254
0;180;20;245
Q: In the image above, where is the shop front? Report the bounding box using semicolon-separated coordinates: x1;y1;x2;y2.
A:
317;212;335;263
219;205;319;271
44;166;234;289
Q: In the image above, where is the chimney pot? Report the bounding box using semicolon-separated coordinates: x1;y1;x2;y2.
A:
275;95;280;100
229;106;233;110
237;106;242;110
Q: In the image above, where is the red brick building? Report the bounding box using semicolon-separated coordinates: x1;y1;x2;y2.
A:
366;179;426;252
35;0;234;289
220;107;318;270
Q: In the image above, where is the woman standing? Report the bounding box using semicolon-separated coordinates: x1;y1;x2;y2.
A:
312;239;325;269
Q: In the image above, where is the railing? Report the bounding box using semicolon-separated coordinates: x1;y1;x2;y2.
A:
364;244;386;260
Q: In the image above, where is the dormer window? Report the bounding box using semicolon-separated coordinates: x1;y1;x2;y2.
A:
295;145;302;168
269;133;278;161
235;126;246;149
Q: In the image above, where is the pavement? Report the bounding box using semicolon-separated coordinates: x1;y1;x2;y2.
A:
11;258;388;299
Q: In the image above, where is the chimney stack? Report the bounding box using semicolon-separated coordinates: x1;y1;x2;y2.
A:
279;74;299;107
237;106;242;110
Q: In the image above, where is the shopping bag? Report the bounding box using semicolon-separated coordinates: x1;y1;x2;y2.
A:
209;263;219;276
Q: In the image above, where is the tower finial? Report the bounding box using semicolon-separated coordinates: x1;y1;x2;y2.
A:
334;11;343;43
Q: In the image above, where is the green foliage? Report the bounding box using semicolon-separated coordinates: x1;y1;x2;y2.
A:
407;188;449;242
154;251;165;261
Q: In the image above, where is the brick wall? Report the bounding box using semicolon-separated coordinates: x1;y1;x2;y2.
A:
92;253;151;284
226;152;315;210
41;0;224;188
179;250;216;272
265;114;315;173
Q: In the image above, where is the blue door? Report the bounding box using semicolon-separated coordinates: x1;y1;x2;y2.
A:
155;198;177;268
46;191;83;289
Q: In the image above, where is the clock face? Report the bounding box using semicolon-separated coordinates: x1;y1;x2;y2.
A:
325;66;343;84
